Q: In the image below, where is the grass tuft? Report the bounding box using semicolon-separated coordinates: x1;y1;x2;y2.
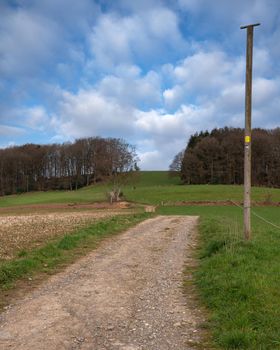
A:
17;250;28;257
201;238;227;258
219;329;251;349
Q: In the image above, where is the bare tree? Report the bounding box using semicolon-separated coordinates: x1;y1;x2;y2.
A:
169;150;184;177
0;137;139;196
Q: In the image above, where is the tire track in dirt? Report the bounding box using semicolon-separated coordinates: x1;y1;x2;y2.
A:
0;216;207;350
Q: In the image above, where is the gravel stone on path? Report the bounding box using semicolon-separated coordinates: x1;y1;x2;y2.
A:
0;215;207;349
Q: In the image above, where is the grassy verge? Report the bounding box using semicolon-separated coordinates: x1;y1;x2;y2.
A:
158;206;280;349
0;213;151;302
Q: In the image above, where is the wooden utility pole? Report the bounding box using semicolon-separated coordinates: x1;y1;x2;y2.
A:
240;23;260;240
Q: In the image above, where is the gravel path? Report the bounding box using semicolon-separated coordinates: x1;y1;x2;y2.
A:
0;216;206;349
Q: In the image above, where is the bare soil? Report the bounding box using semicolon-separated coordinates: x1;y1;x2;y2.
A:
0;201;134;215
0;209;129;260
0;216;208;349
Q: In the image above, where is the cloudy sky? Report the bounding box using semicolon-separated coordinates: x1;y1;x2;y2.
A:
0;0;279;169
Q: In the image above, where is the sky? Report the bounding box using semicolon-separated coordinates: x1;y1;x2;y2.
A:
0;0;279;170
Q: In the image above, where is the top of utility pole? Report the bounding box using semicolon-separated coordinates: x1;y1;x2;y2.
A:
240;23;260;29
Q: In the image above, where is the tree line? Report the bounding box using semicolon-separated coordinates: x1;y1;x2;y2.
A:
170;127;280;187
0;137;138;195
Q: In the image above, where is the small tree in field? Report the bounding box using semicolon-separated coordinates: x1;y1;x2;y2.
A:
169;151;184;177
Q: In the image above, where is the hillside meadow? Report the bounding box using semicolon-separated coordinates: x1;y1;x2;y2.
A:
0;171;280;208
0;171;280;349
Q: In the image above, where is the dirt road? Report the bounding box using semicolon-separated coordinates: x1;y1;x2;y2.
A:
0;216;207;349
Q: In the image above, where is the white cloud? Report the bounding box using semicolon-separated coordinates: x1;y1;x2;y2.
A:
138;150;166;170
136;109;185;139
0;105;51;134
88;6;185;70
253;78;279;106
0;0;279;171
134;104;217;169
253;48;273;76
0;0;98;81
21;106;50;131
163;87;184;109
114;64;142;79
0;125;25;136
98;69;162;108
0;8;59;76
176;50;243;91
52;89;135;140
51;86;215;169
162;49;245;110
217;84;244;114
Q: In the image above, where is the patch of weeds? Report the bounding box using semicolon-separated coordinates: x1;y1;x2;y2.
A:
218;329;251;349
201;239;227;258
0;258;39;285
57;235;80;250
17;250;28;257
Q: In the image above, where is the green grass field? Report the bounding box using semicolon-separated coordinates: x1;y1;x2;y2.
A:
0;171;280;207
0;183;106;208
1;171;280;348
159;205;280;349
126;172;280;204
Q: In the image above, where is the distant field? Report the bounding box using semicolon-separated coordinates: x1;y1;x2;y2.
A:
0;184;106;208
125;172;280;204
0;171;280;208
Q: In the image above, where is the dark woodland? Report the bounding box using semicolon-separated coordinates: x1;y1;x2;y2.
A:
0;137;137;195
170;127;280;187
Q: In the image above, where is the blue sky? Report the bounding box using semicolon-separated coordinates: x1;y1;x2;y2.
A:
0;0;279;169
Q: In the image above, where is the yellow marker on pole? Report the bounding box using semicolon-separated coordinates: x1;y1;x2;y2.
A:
245;136;251;143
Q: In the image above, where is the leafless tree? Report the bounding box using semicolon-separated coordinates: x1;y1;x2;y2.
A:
0;137;138;195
